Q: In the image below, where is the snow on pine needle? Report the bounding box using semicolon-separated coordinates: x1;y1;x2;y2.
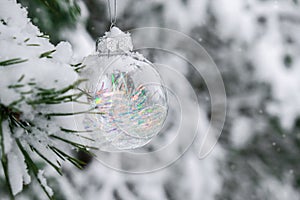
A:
0;0;94;198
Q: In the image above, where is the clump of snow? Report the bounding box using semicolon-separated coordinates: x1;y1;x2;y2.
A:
163;0;208;31
230;117;252;148
52;42;73;63
15;144;31;185
211;0;255;42
7;151;23;195
259;174;300;200
2;121;12;154
4;128;31;196
37;170;54;197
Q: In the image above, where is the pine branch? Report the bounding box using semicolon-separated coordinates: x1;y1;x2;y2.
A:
0;1;89;198
1;66;95;198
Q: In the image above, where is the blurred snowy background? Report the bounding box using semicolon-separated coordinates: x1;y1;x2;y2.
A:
1;0;300;199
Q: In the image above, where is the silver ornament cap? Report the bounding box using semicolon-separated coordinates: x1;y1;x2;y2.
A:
96;27;133;55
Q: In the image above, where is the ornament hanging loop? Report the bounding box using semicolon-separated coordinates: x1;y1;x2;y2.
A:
110;22;116;30
107;0;117;29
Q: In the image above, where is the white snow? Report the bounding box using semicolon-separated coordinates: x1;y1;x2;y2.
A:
52;42;73;63
2;121;13;154
230;117;252;148
7;151;23;195
15;144;31;185
259;175;300;200
163;0;207;31
248;1;300;130
4;125;31;196
37;170;54;197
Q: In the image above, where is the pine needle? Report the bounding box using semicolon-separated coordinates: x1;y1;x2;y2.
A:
0;58;28;66
39;50;56;58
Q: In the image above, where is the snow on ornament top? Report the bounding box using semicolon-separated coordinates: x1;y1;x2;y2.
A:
96;27;133;54
80;27;168;150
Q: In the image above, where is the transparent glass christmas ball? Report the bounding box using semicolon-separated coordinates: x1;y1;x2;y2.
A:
81;27;168;150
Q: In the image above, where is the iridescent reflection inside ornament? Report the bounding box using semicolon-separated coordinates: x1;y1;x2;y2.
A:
82;27;168;150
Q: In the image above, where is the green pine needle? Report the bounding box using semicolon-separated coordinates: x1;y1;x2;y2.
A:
17;75;25;82
60;127;93;133
24;38;30;42
39;50;56;58
0;58;28;66
37;34;50;39
26;44;40;46
8;84;25;89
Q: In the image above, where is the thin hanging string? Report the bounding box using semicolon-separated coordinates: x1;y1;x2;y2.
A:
107;0;117;28
96;0;117;51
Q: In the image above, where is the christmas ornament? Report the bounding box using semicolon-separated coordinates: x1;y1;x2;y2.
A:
80;26;168;150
